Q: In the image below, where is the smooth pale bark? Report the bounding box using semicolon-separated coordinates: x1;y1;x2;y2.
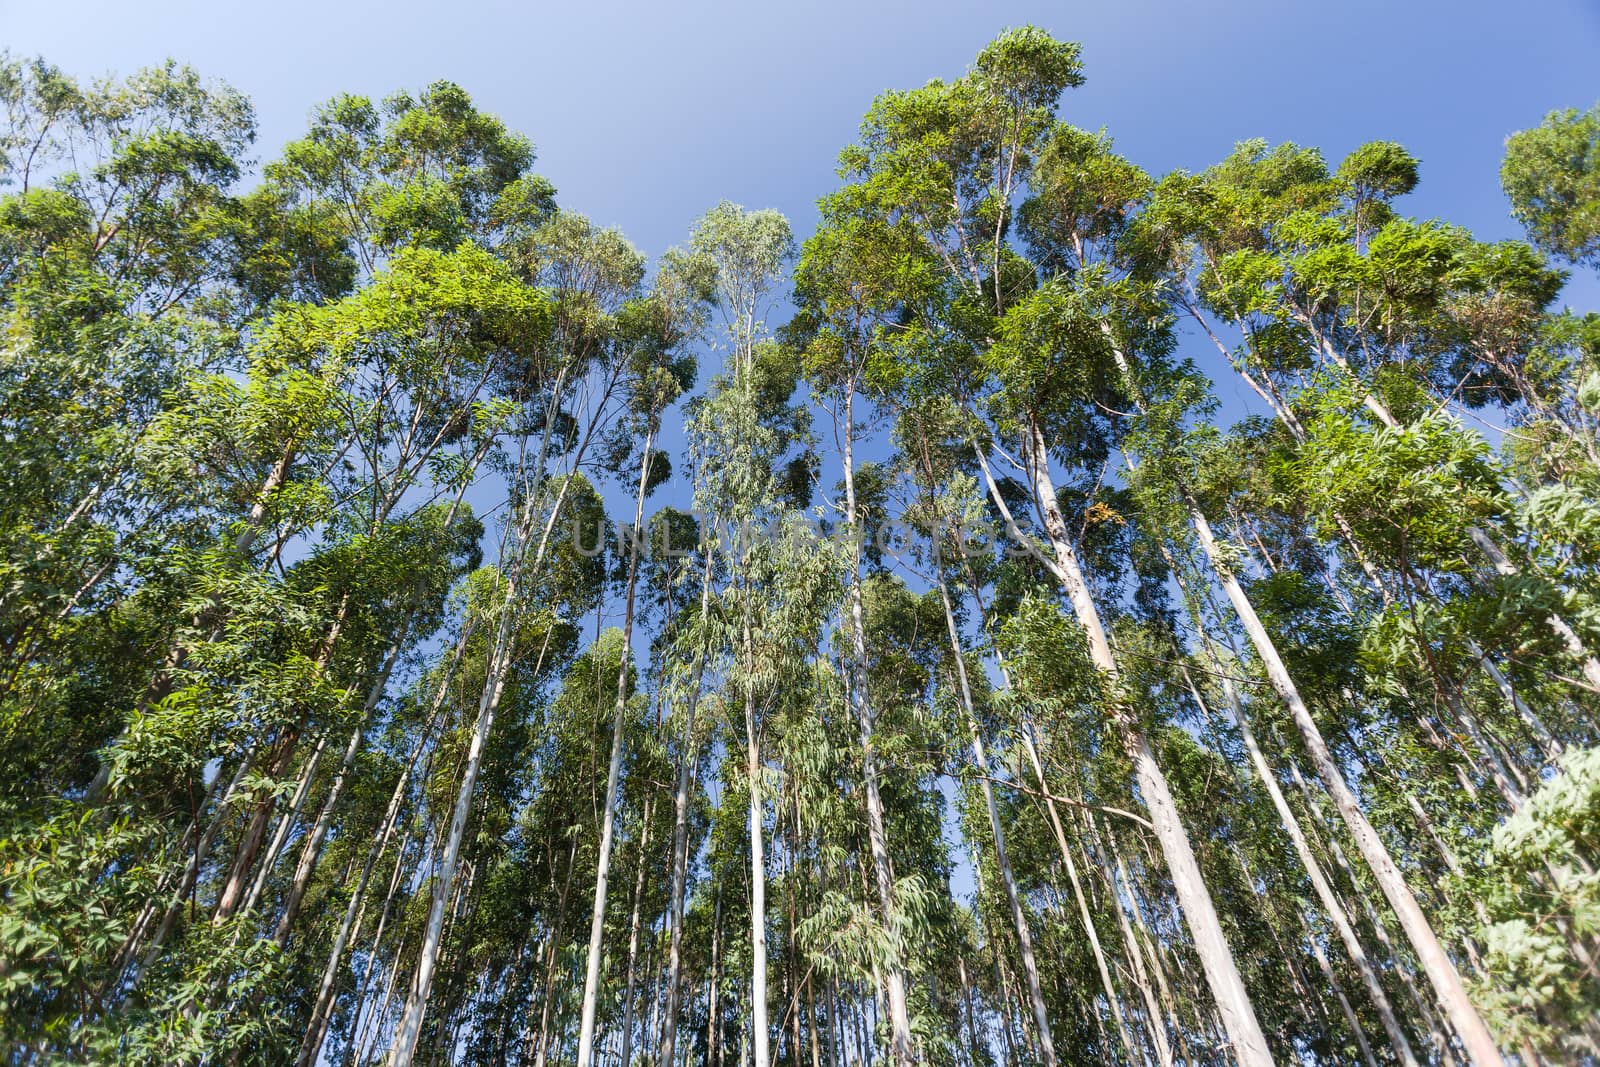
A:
240;730;330;918
386;345;620;1064
296;622;470;1067
1159;532;1423;1067
1014;717;1139;1065
1187;503;1504;1067
1190;663;1419;1067
944;482;1140;1067
706;888;722;1067
837;387;915;1065
616;794;654;1067
745;606;772;1067
1009;423;1274;1067
1288;756;1471;1067
1092;812;1183;1067
387;475;579;1066
1308;907;1381;1067
386;605;511;1065
272;724;362;944
967;545;1140;1067
1098;826;1174;1067
575;421;656;1067
930;551;1057;1066
660;551;714;1067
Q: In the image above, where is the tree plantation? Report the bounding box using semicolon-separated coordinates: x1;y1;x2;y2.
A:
5;26;1600;1067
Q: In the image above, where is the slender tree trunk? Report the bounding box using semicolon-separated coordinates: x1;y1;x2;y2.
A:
941;493;1140;1067
1008;422;1273;1067
707;888;723;1067
576;421;657;1067
1203;665;1420;1067
931;549;1057;1066
837;388;916;1066
240;729;331;917
617;795;654;1067
297;623;468;1067
1308;931;1380;1067
1186;502;1503;1066
745;609;772;1067
387;429;587;1065
1088;812;1175;1067
660;548;713;1067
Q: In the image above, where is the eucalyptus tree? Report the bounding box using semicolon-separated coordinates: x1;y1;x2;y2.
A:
793;184;929;1065
822;28;1273;1063
387;210;646;1066
1015;120;1511;1066
9;32;1600;1067
1151;138;1600;699
894;400;1061;1067
573;249;703;1067
684;200;832;1067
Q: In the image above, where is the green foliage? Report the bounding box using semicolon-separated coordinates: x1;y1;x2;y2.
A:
1472;746;1600;1056
1503;102;1600;267
5;28;1600;1067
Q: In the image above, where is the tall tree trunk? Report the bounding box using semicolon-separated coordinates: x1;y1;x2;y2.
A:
707;888;723;1067
240;728;331;917
660;544;714;1067
838;387;915;1065
576;422;656;1067
1186;502;1504;1066
938;471;1140;1067
1202;665;1420;1067
745;605;772;1067
1087;811;1176;1067
385;381;599;1063
1006;422;1273;1067
616;794;654;1067
297;622;469;1067
931;547;1057;1066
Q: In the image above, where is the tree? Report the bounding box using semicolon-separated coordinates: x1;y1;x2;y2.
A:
1504;102;1600;268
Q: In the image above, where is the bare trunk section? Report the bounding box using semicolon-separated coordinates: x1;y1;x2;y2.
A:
930;541;1057;1065
1196;660;1419;1067
616;795;654;1067
1011;422;1274;1067
387;466;580;1066
745;602;772;1067
575;420;657;1067
660;549;715;1067
1187;503;1504;1066
838;388;915;1065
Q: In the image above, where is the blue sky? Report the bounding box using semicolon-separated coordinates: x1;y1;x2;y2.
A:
8;0;1599;423
6;1;1598;269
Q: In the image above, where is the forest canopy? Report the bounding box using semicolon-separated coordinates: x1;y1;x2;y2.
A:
2;28;1599;1067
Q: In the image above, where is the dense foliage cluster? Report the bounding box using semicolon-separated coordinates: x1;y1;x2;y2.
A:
2;30;1598;1067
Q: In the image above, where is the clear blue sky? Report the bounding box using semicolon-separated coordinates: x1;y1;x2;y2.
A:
5;0;1598;273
